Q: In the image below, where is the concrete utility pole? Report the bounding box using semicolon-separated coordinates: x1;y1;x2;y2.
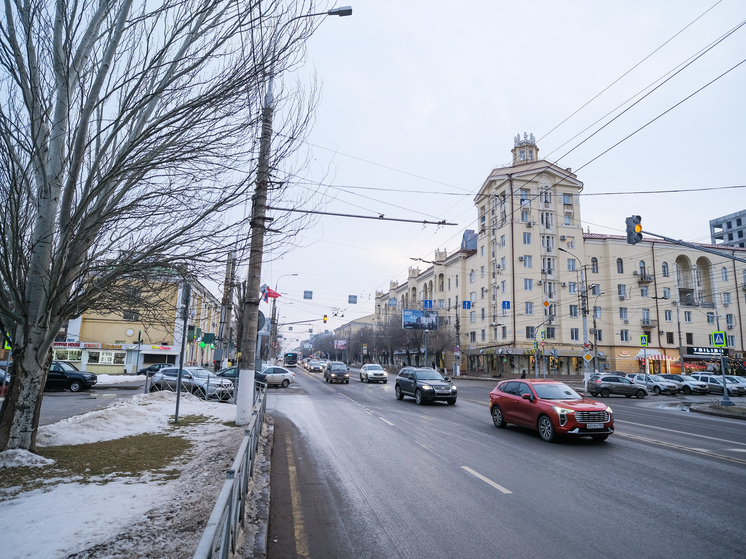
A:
236;7;352;425
215;251;236;369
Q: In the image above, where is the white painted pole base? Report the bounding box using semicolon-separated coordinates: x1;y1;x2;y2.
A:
235;368;255;425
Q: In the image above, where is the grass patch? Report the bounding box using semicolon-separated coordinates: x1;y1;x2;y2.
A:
0;433;191;500
708;401;746;415
168;413;210;427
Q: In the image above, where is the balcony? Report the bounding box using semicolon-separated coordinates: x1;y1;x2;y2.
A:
636;273;653;284
641;319;658;329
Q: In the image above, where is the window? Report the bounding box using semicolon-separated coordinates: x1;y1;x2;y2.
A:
593;306;601;319
546;327;555;339
591;257;599;273
684;311;692;323
525;278;533;291
564;214;571;226
570;328;579;341
455;275;459;287
662;262;669;277
480;287;486;299
618;284;627;297
590;284;600;296
666;332;674;344
448;278;451;290
525;302;534;315
722;267;728;282
470;332;476;343
520;189;529;205
542;190;551;203
686;333;693;345
480;245;485;257
523;232;531;245
568;258;576;271
501;257;506;269
470;291;477;304
642;308;651;325
569;305;578;318
481;307;486;320
563;193;572;205
567;236;575;248
469;270;476;283
621;330;630;342
569;282;577;294
617;258;624;274
470;311;476;323
639;260;646;276
526;326;535;339
500;235;506;247
723;292;731;305
521;211;528;222
641;286;648;297
523;255;532;268
501;280;506;293
123;310;139;321
596;329;603;342
707;312;715;324
665;310;672;322
726;314;734;328
728;335;735;347
480;266;485;278
663;287;670;299
620;307;628;320
502;326;507;339
481;329;486;342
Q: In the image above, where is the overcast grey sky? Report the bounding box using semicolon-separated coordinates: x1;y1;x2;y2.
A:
257;0;746;345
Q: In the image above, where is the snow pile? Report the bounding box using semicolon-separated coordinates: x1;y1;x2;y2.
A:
0;391;247;559
0;448;55;468
94;373;146;385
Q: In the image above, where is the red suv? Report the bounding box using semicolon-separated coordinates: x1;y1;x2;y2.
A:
489;379;614;442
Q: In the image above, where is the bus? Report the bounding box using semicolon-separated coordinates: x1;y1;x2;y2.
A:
283;352;299;367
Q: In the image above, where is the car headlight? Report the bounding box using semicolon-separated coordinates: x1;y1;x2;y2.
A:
606;406;613;415
451;385;457;392
421;384;434;390
553;406;575;416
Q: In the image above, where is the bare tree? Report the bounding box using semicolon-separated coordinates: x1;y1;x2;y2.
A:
0;0;329;451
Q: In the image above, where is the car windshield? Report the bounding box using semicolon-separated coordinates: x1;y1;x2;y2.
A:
651;375;669;381
533;383;581;400
57;361;79;372
679;375;697;381
416;369;445;381
188;368;214;378
367;364;384;370
724;377;739;384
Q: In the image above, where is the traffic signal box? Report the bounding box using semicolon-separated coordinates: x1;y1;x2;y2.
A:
323;315;328;323
625;215;643;245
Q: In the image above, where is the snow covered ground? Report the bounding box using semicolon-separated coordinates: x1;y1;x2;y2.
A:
0;391;260;558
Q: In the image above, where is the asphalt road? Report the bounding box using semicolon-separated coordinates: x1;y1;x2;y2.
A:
38;381;144;425
266;367;746;559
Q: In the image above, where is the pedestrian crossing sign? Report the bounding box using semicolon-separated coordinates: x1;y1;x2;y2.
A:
712;331;726;347
640;335;648;347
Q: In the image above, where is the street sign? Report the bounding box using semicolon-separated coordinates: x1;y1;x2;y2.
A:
502;300;510;310
583;352;593;362
423;299;433;309
712;331;726;347
640;335;648;347
303;290;313;299
542;299;550;308
540;330;545;339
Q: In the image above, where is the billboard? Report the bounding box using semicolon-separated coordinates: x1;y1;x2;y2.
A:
334;339;348;349
402;309;438;330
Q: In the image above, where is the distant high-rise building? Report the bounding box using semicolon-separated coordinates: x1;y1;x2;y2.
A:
710;210;746;248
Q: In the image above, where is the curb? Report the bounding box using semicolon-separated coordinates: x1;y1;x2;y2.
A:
689;403;746;421
241;414;273;558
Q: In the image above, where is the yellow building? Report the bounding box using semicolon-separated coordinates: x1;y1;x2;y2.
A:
54;280;223;374
375;135;746;377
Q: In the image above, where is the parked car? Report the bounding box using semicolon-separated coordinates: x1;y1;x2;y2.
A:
658;373;709;395
137;363;172;376
46;361;97;392
587;374;647;398
627;373;678;395
489;379;614;442
726;376;746;390
308;360;324;373
359;363;388;383
324;361;350;384
690;373;746;396
259;366;296;387
150;367;234;401
395;367;457;405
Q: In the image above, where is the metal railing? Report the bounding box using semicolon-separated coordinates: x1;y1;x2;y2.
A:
193;385;267;559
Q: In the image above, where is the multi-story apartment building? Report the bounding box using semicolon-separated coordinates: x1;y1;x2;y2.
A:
53;280;223;374
710;209;746;248
375;135;746;377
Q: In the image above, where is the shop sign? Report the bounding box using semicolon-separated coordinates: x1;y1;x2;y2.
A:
619;351;630;357
687;346;728;357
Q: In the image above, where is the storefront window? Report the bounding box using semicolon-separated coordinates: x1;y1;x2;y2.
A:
87;350;126;365
53;349;82;361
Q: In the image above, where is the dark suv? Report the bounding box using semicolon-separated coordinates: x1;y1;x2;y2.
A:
587;374;647;398
395;367;457;405
46;361;97;392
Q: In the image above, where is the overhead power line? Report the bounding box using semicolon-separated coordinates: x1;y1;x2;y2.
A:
265;206;457;226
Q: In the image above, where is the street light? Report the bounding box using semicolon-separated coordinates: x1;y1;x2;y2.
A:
270;274;298;360
237;7;352;424
558;247;591;384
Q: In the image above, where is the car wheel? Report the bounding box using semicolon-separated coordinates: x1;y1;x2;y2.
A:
625;394;632;398
635;389;646;399
360;374;364;382
325;376;329;383
395;385;403;400
281;379;290;388
537;415;555;442
415;389;424;405
149;384;161;392
383;379;388;384
653;386;661;395
682;386;692;395
447;398;456;405
345;380;349;384
600;388;610;398
68;380;82;392
591;435;609;442
194;388;207;400
491;405;506;428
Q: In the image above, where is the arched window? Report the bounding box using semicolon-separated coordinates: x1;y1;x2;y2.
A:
722;267;728;282
639;260;646;276
616;258;624;274
591;257;599;273
661;262;669;277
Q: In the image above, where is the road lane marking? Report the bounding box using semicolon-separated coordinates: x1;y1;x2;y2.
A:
615;432;746;465
461;466;513;494
379;417;395;426
617;419;746;446
286;433;309;558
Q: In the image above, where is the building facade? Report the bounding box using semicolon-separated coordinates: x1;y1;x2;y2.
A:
710;209;746;248
375;135;746;376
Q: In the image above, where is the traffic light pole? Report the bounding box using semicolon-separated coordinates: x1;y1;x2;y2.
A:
634;227;746;265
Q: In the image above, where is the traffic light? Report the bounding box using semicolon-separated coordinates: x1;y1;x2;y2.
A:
625;215;643;245
323;314;327;323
